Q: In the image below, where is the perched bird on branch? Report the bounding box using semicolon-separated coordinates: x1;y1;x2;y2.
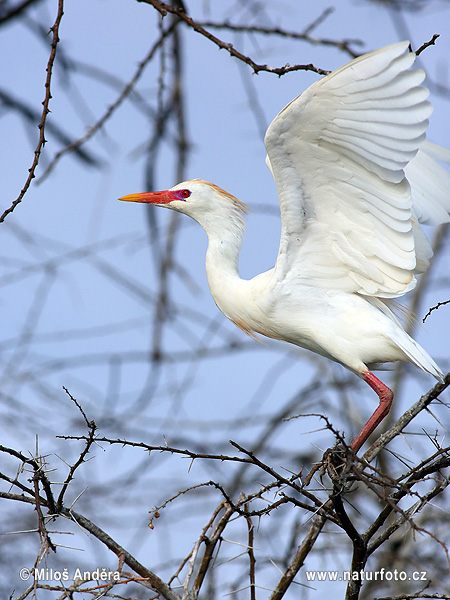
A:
120;42;450;452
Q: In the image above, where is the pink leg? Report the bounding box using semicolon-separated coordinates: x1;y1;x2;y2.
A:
350;372;394;453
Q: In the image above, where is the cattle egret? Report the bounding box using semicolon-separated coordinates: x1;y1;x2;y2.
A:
120;42;450;452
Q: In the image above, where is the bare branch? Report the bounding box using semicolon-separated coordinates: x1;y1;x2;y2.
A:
415;33;440;56
195;16;363;57
141;0;331;75
55;388;97;511
244;502;256;600
190;503;234;598
57;434;255;463
0;0;64;223
268;514;327;600
423;299;450;323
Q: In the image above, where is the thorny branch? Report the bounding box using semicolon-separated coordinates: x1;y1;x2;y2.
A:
244;502;256;600
195;15;363;58
12;369;439;600
55;387;97;511
0;0;64;223
2;370;450;599
423;298;450;322
141;0;332;76
56;434;254;464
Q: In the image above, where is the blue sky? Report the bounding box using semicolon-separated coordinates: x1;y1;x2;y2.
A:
1;1;450;598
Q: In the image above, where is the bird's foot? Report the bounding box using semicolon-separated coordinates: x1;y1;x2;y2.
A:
304;442;355;488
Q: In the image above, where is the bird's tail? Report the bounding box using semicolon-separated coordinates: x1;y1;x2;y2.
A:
393;330;444;382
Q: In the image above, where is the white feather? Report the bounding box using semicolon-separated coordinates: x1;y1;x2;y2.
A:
121;42;449;391
265;41;435;300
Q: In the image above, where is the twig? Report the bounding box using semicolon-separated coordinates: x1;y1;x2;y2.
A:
141;0;330;76
366;464;450;559
0;445;57;513
415;33;440;56
33;465;57;554
195;16;362;57
229;440;328;512
190;502;234;598
179;501;227;596
58;434;254;464
0;0;64;223
62;386;91;427
423;299;450;323
56;388;97;511
244;502;256;600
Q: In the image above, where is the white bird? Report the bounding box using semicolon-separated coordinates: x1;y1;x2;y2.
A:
120;42;450;452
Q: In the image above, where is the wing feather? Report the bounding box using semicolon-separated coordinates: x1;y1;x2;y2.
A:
264;41;444;298
406;142;450;226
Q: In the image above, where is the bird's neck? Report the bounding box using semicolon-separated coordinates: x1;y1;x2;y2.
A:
205;218;244;280
203;210;246;318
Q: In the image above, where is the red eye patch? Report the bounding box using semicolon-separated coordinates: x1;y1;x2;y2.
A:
173;189;191;200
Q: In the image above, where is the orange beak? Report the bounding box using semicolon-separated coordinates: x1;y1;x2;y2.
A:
119;191;173;204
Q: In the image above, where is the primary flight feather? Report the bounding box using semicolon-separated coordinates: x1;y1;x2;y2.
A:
120;42;450;452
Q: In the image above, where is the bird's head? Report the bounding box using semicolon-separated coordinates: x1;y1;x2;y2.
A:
119;179;247;232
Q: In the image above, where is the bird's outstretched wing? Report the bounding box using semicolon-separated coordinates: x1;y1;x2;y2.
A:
265;41;433;298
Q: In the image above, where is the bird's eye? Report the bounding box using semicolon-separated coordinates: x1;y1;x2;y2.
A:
180;189;191;199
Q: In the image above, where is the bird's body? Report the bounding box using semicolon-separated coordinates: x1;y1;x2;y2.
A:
199;192;405;367
120;42;450;451
166;179;442;380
